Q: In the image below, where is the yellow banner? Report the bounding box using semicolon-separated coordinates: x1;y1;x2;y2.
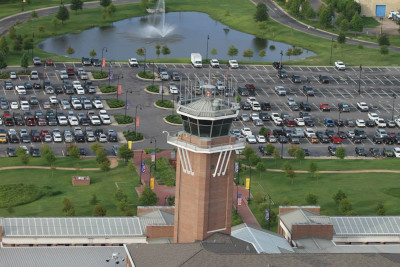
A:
128;141;132;150
245;178;250;190
150;178;154;189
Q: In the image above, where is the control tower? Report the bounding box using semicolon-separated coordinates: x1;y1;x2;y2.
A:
166;97;244;243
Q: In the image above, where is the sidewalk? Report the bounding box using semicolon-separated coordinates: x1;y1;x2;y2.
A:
232;185;260;228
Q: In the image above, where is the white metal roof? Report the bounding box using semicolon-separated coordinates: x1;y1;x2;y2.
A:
2;217;143;237
331;217;400;236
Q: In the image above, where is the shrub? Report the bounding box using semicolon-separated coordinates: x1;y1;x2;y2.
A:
106;99;125;108
114;115;133;124
145;157;176;186
0;72;10;79
138;71;155;79
305;193;318;205
265;144;275;155
155;99;174;109
146;84;159;93
92;71;108;79
99;84;116;93
0;184;43;208
165;115;182;124
124;131;144;141
139;186;158;206
380;45;389;55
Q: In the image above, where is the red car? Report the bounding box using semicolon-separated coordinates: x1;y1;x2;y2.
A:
319;103;331;111
36;116;47;126
67;67;75;75
330;134;343;144
45;57;53;66
284;117;296;127
41;129;50;137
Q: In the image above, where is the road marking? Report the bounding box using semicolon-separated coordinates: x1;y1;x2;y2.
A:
374;76;385;85
248;73;257;83
372;88;383;98
257;74;266;83
365;76;375;84
383;76;394;85
239;74;248;83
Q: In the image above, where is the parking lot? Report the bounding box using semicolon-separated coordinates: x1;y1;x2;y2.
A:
2;60;400;157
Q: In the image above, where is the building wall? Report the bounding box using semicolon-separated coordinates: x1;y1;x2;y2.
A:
137;206;175;215
173;135;234;243
146;225;174;239
291;224;334;240
357;0;400;17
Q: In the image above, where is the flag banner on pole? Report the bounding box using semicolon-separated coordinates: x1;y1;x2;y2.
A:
265;209;270;221
102;58;106;68
238;194;242;206
245;178;250;190
118;85;122;95
141;162;146;173
234;162;239;173
151;151;156;162
159;85;163;94
110;71;113;80
128;141;132;150
135;116;140;127
150;178;154;189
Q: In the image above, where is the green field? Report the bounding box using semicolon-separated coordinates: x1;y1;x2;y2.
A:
240;158;400;229
3;0;400;66
0;160;140;217
0;156;98;168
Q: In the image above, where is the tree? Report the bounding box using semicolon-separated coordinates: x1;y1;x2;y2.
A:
210;48;217;56
304;2;316;19
67;46;75;54
265;144;275;155
91;142;103;154
139;186;158;205
161;45;171;56
8;26;16;40
350;12;363;32
22;37;33;51
41;145;56;166
258;49;266;58
106;4;117;18
378;35;390;46
337;31;346;44
334;13;346;26
0;52;7;70
339;19;349;32
305;193;318;205
155;44;160;58
283;162;295;185
90;193;98;205
375;202;386;215
70;0;83;14
380;45;389;55
339;198;352;214
51;17;61;28
344;1;361;21
96;149;108;164
242;146;255;161
93;205;107;216
100;158;111;172
141;0;149;9
249;154;261;167
118;144;134;163
287;144;299;157
235;94;241;103
62;198;75;216
89;49;97;57
100;0;111;7
56;5;69;24
242;49;254;59
308;161;318;179
335;146;346;159
295;148;305;161
285;48;293;60
227;45;238;58
0;36;9;56
270;26;277;37
20;53;29;70
12;38;22;51
254;2;269;22
256;162;265;179
7;204;14;214
333;189;347;205
66;144;80;159
273;148;280;160
259;126;269;137
318;6;333;28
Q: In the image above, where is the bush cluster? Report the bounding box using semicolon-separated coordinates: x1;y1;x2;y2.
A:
146;84;159;93
155;99;173;109
144;157;176;186
106;99;125;108
114;115;133;124
99;84;116;93
123;131;144;141
92;71;108;79
165;115;182;124
138;71;155;79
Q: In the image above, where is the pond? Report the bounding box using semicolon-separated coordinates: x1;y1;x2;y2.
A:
38;12;315;61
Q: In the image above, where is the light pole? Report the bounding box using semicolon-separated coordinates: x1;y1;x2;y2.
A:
248;164;252;203
108;61;113;87
236;152;240;214
337;110;341;134
134;104;142;136
358;64;362;95
124;90;132;117
392;94;396;121
139;150;143;185
141;47;146;74
150;137;157;171
329;37;333;65
206;35;210;62
116;74;123;100
280;50;283;68
280;122;284;159
101;47;107;73
152;62;155;87
268;195;272;230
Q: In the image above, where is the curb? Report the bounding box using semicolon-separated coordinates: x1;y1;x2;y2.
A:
163;116;182;126
153;101;174;110
136;73;158;81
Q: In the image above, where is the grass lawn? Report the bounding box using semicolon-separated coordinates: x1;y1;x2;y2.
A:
362;17;381;28
0;160;140;217
240;158;400;230
4;0;400;66
0;0;96;19
0;156;98;168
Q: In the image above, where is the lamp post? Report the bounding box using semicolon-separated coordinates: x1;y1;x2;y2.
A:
152;62;155;87
358;64;362;95
337;110;341;134
150;137;157;171
248;164;252;203
124;90;132;117
101;47;107;73
149;164;156;186
108;61;113;87
141;47;146;74
268;195;272;230
139;150;143;185
280;122;284;159
280;50;283;68
236;152;240;214
392;94;396;121
134;104;142;136
329;37;333;65
206;35;210;62
161;79;164;103
116;74;123;100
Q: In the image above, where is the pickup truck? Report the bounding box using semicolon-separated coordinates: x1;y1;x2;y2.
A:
228;60;239;69
335;61;346;70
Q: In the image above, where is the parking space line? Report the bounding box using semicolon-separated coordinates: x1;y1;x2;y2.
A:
365;76;375;84
367;67;373;72
378;103;390;113
347;76;358;85
383;76;394;85
372;88;383;98
313;76;321;84
259;87;269;98
248;73;257;83
374;76;385;85
239;74;248;83
257;74;266;83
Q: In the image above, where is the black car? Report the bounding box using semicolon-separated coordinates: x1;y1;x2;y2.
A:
302;85;314;96
63;84;74;94
24;82;33;90
292;74;301;83
366;120;375;127
355;147;367;157
258;145;265;156
273;129;285;137
319;75;330;83
33;82;41;89
75;133;85;142
238;87;249;96
29;95;39;105
318;134;330;143
157;66;167;75
351;135;362;144
86;86;96;94
328;145;337;156
383;147;395;157
54;85;63;94
260;102;271;111
299;102;312;111
383;135;395;145
80;117;90;126
277;68;288;78
302;148;310;156
354;129;367;139
91;58;101;66
240;102;251;110
338;102;350;112
272;61;283;69
48;116;58;126
169;72;180;81
108;132;118;142
4;80;13;90
338;131;347;139
30;147;41;157
94;128;104;137
278;135;288;143
259;111;270;121
6;147;16;157
9;134;19;143
325;129;335;138
79;147;87;156
304;118;315;127
369;148;382;158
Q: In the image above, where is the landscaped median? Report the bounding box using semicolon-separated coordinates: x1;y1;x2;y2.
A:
0;70;30;79
155;99;174;109
164;114;182;125
137;71;155;80
90;71;109;79
106;99;125;109
114;115;133;125
98;84;116;94
123;130;144;142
